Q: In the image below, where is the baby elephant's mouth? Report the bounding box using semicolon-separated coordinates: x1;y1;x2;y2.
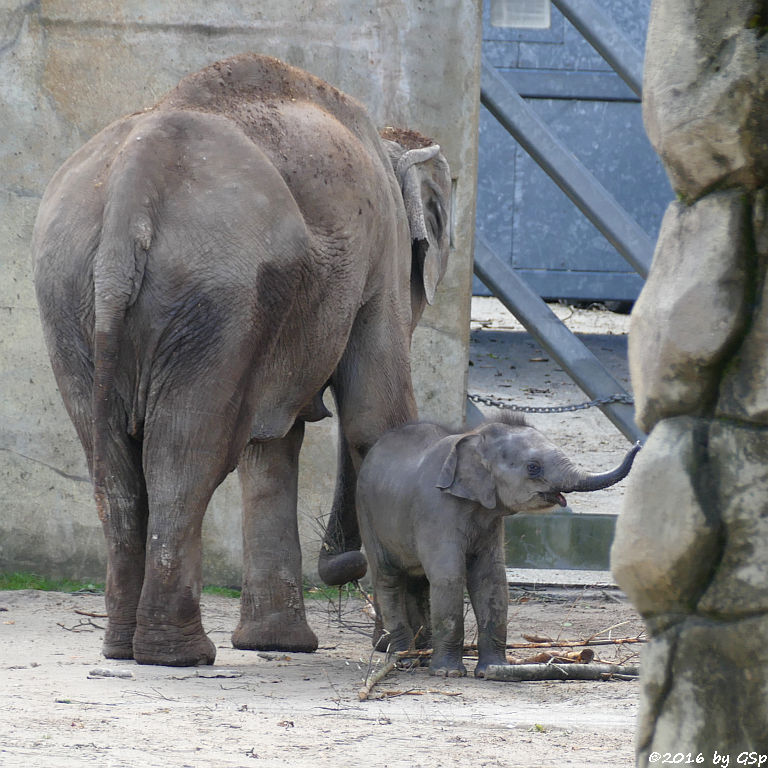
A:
539;491;568;508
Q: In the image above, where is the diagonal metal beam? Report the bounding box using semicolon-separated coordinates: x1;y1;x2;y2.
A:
552;0;644;98
474;236;645;444
481;58;654;279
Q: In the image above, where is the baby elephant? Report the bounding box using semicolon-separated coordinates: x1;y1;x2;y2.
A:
356;413;640;678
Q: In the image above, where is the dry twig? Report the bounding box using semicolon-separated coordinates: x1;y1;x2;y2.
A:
376;689;462;699
57;618;104;632
74;609;108;619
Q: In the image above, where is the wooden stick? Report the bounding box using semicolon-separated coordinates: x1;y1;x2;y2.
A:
484;662;640;682
74;609;108;619
358;633;644;696
474;637;645;651
358;658;398;701
378;689;463;699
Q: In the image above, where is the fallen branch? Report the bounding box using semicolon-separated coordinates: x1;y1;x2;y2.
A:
74;609;108;619
508;648;595;665
376;689;463;699
357;623;644;696
358;658;397;701
464;636;645;653
57;618;104;632
484;662;640;682
393;637;641;665
377;688;424;698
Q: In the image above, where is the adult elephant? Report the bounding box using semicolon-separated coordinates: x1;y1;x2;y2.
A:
31;53;451;666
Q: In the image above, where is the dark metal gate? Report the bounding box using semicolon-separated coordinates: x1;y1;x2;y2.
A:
475;0;672;303
472;0;671;572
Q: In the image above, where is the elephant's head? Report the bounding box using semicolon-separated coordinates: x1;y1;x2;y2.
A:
436;413;640;514
380;127;451;327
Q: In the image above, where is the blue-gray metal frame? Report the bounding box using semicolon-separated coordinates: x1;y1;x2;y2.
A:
474;237;644;444
480;58;653;279
474;2;655;444
551;0;644;97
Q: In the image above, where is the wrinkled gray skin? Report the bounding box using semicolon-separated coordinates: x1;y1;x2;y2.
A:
357;414;640;677
31;54;451;666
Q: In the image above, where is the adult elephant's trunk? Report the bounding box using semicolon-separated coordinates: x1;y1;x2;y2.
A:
558;442;641;493
318;549;368;587
317;432;368;586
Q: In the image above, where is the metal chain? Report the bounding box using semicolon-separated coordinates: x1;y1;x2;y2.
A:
467;391;634;414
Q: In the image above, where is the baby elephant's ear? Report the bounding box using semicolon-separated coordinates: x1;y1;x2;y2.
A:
436;434;496;510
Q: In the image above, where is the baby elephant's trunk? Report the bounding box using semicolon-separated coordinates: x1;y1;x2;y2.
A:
560;441;641;493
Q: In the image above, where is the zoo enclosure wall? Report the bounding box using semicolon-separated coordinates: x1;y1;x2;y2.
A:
0;1;481;584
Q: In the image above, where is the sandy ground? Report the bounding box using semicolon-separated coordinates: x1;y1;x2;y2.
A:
0;298;644;767
0;587;643;768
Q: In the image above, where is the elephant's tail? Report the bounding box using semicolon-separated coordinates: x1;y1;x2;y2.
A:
91;161;153;520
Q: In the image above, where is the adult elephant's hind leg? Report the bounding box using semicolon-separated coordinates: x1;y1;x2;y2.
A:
48;355;147;661
99;432;148;660
233;421;318;652
132;403;239;666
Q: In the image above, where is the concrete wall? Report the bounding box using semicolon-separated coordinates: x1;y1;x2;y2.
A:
0;1;481;585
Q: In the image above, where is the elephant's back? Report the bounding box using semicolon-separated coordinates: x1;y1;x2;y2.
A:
358;423;450;506
157;54;402;283
159;53;379;153
126;108;308;290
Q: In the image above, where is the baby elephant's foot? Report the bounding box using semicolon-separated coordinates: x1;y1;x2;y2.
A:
373;624;413;654
474;654;509;678
429;659;467;678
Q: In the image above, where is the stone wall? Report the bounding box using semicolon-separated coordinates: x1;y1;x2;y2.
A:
0;1;481;585
611;0;768;760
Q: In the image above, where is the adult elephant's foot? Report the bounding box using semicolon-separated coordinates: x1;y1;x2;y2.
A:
132;624;216;666
102;622;136;660
232;616;318;653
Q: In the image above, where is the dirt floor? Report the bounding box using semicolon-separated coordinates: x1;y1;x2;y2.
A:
0;298;644;767
0;586;643;768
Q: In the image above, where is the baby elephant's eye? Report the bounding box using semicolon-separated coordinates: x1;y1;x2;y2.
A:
526;462;542;477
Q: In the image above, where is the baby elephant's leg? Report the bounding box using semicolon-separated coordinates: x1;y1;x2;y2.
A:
467;526;510;677
372;568;414;653
425;559;467;677
405;575;432;650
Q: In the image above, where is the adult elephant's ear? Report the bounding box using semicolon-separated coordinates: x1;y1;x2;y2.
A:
383;136;451;307
397;145;442;304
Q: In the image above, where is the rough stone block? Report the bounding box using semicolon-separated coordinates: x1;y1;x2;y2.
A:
697;422;768;616
611;417;721;619
634;628;676;753
629;191;750;432
638;614;768;762
717;190;768;424
643;0;768;200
